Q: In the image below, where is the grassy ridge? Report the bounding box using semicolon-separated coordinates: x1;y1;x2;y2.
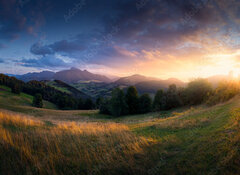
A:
130;98;240;174
0;91;240;174
0;85;57;110
0;85;57;115
0;112;158;175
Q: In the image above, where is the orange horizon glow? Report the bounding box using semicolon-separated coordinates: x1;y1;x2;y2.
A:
89;47;240;82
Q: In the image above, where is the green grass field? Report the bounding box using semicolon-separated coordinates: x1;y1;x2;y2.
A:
0;87;240;174
46;81;72;94
0;85;57;114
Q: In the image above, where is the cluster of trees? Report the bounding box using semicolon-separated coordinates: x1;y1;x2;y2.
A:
152;79;212;111
0;74;95;110
100;78;239;117
1;73;239;114
207;80;240;105
99;86;153;116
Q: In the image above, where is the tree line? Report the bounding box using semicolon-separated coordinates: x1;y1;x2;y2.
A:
1;73;239;115
99;78;240;117
0;74;95;110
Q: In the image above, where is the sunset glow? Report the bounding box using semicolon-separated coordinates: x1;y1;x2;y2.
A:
1;1;240;174
1;0;240;81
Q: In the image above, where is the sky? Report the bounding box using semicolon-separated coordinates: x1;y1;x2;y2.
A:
1;0;240;81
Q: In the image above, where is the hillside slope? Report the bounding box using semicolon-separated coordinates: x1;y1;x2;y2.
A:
114;74;158;86
54;67;111;83
46;80;91;99
0;94;239;174
0;85;57;113
130;97;240;174
15;67;111;83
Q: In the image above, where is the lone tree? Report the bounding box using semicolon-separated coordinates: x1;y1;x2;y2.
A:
33;93;43;108
125;86;139;114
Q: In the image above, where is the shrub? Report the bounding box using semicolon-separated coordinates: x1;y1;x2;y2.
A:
33;93;43;108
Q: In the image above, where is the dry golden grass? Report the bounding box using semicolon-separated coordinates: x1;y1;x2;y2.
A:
0;112;158;175
1;96;240;175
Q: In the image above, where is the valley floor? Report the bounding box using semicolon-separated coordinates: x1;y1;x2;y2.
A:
0;87;240;174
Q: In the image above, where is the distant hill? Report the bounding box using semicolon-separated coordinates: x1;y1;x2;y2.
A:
135;78;186;94
114;74;159;86
17;71;55;82
71;75;186;98
0;85;57;111
53;68;111;83
12;69;232;98
15;67;111;83
45;80;91;99
71;81;117;98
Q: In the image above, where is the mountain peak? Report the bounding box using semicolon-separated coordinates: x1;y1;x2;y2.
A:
53;68;111;83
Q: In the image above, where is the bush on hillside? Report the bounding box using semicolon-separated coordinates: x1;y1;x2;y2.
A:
33;93;43;108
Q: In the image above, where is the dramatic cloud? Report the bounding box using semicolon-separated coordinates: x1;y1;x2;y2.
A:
1;0;240;79
30;42;54;56
17;55;71;68
30;39;86;56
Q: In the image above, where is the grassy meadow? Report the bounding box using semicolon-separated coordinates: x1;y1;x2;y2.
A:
0;85;57;113
0;85;240;174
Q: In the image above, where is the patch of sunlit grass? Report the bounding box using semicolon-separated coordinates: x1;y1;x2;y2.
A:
0;112;157;175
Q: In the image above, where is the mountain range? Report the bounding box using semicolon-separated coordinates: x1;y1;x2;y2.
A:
7;68;231;98
16;67;111;83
